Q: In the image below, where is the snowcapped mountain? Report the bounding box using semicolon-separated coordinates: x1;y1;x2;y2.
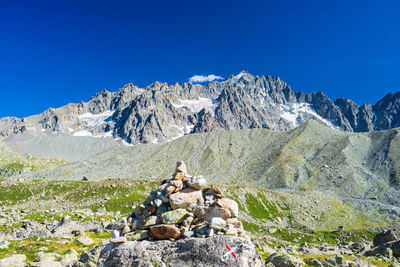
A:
1;71;400;145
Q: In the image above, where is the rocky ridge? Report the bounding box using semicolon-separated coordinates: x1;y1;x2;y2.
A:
2;71;400;147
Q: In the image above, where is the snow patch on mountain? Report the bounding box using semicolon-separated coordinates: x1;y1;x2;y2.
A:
166;123;195;142
73;130;93;137
278;102;337;128
79;110;114;127
172;98;219;114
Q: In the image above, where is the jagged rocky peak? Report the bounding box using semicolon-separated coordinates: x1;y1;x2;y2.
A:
1;71;400;143
109;161;246;242
87;89;113;114
373;91;400;130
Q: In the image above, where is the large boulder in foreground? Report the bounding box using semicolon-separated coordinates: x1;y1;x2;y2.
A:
97;236;263;267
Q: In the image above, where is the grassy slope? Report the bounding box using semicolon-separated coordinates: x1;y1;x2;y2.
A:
18;121;400;208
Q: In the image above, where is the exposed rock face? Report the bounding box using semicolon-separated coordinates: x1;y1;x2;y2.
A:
266;252;305;266
374;230;398;247
0;254;27;267
365;230;400;258
97;236;263;267
0;117;27;138
2;71;400;144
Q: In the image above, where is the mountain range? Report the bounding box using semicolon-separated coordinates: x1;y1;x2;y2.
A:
1;71;400;147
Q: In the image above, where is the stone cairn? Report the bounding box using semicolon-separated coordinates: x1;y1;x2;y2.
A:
110;161;247;242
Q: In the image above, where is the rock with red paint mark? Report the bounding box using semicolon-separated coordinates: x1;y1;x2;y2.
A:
97;236;264;267
150;224;181;240
169;188;204;210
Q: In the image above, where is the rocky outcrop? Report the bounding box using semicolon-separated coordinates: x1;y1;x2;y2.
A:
365;230;400;258
374;230;398;247
266;252;305;266
0;254;26;267
0;117;27;138
97;236;263;267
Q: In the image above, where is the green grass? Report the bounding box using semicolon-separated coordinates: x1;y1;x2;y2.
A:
2;162;24;173
0;179;148;213
245;193;271;221
86;232;111;239
0;180;85;205
64;180;148;214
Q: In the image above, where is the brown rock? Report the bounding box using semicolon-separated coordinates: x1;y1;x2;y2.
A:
216;198;239;217
226;224;238;236
170;180;183;192
173;172;186;181
150;224;181;240
165;185;176;197
175;161;187;174
373;230;397;247
205;186;224;199
226;218;243;233
211;185;222;194
194;205;231;221
169;188;204;210
170;180;182;187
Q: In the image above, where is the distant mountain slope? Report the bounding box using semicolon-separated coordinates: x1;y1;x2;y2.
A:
5;134;120;161
1;71;400;145
17;120;400;211
0;140;65;177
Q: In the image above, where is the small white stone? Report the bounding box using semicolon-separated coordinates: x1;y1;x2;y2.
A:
111;230;120;238
110;237;127;244
209;217;226;231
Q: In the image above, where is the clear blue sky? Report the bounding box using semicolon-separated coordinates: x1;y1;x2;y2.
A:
1;0;400;118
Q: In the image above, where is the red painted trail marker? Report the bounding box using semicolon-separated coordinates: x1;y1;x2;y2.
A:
225;244;237;259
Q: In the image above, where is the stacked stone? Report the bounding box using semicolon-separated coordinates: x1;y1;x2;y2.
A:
110;161;247;242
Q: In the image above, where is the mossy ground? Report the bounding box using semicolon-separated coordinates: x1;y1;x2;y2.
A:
0;179;149;213
0;232;108;263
